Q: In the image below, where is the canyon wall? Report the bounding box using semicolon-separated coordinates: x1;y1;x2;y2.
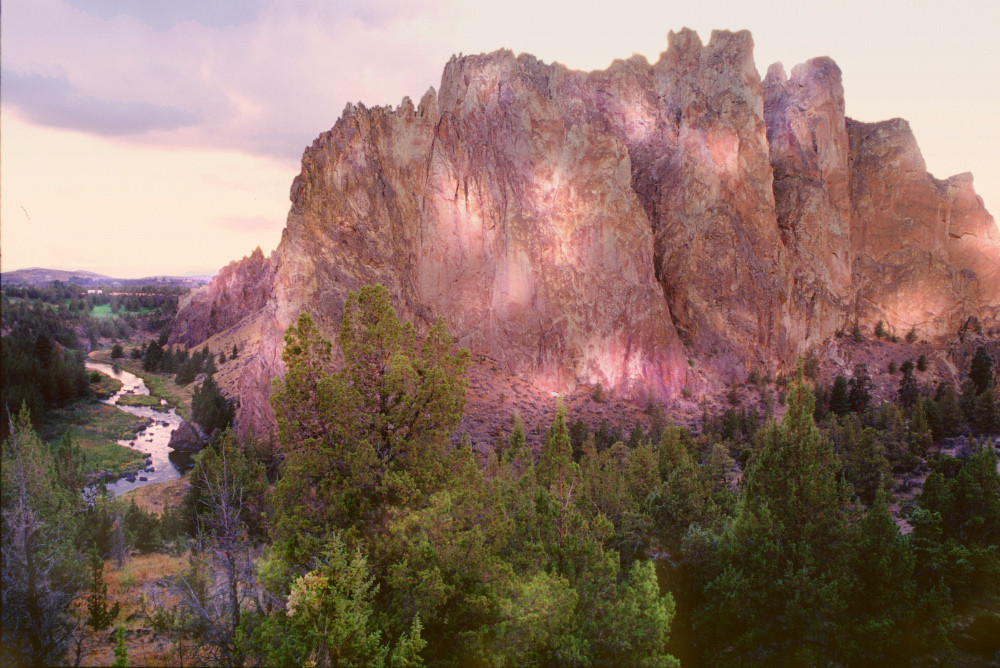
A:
170;29;1000;436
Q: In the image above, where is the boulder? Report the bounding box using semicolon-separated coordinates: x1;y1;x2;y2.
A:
167;420;208;452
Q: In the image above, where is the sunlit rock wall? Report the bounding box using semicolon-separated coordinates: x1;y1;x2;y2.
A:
170;29;1000;436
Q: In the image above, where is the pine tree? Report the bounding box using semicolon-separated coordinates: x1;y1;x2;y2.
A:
829;375;851;416
1;406;84;664
111;627;128;667
970;346;994;394
695;373;851;665
848;363;872;414
85;546;120;631
898;365;919;409
846;487;917;663
538;402;578;548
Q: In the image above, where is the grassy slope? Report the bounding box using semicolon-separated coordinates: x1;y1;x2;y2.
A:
42;401;149;475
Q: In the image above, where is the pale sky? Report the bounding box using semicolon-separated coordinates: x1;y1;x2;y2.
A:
2;0;998;278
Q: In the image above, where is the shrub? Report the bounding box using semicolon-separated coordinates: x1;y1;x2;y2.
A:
803;354;820;380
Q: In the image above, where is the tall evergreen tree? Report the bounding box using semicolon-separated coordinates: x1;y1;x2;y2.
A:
970;346;994;394
1;406;84;665
848;363;872;414
693;373;851;665
829;375;851;416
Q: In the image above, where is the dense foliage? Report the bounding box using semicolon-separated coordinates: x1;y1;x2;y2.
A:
1;281;181;440
3;283;999;666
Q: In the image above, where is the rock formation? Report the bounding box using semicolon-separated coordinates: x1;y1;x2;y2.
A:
167;420;207;452
170;29;1000;438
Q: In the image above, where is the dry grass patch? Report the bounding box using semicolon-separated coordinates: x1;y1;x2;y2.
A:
72;552;191;667
120;477;191;517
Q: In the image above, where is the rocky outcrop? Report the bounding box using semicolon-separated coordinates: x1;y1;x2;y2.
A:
170;29;1000;437
847;118;1000;338
170;247;275;346
764;57;852;348
167;420;207;452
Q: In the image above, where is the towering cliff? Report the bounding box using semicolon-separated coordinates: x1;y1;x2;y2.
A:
171;29;1000;436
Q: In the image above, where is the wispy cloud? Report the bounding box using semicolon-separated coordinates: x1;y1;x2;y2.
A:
3;70;200;136
65;0;268;31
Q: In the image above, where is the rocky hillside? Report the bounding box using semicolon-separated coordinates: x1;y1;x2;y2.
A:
171;29;1000;439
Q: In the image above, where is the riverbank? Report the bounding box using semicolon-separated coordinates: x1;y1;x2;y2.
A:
42;400;150;478
84;361;192;496
88;349;193;421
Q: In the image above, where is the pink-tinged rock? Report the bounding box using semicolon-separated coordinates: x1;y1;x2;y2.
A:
764;57;852;347
848;118;1000;338
169;30;1000;438
169;247;275;346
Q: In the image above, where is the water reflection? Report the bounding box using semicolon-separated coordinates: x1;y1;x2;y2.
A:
85;361;193;497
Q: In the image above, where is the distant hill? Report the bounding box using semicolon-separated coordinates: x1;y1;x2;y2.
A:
1;267;211;289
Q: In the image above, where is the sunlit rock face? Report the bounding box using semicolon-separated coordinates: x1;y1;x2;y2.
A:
221;48;691;435
847;118;1000;337
764;57;852;348
169;247;275;345
171;29;999;436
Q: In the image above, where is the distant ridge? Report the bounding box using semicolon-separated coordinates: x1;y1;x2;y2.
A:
1;267;211;289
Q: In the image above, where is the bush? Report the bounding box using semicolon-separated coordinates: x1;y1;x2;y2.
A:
874;320;887;339
803;354;820;380
917;354;927;372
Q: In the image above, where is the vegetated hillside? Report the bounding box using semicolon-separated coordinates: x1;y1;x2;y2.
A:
1;267;211;289
170;28;1000;444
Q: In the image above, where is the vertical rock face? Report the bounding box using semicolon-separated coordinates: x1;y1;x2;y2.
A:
763;57;852;347
847;118;1000;337
170;29;1000;436
643;30;792;376
169;247;275;345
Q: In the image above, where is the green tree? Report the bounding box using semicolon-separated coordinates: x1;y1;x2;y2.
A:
848;363;872;414
269;287;469;570
829;375;851;416
260;534;425;667
898;364;919;409
693;374;851;666
111;627;128;668
974;388;998;435
192;374;234;436
845;487;918;663
970;345;994;394
85;546;120;631
1;406;84;665
142;339;163;372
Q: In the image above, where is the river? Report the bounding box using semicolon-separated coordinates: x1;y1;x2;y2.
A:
85;361;194;497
